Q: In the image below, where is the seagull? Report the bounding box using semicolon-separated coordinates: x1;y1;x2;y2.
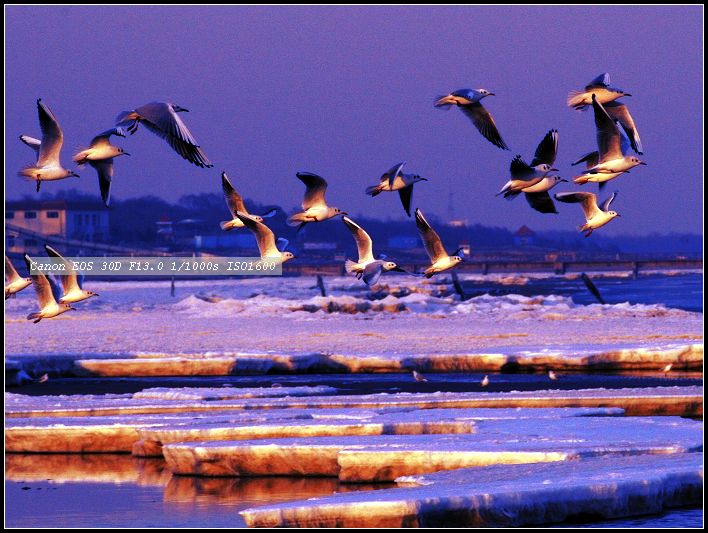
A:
19;99;80;192
342;216;405;286
567;73;642;153
481;375;489;387
115;102;213;168
23;254;75;323
5;256;32;300
572;95;646;187
365;162;428;217
414;208;464;278
496;130;565;213
287;172;347;232
219;172;277;231
435;88;509;150
236;213;295;265
548;370;558;380
412;370;428;382
554;190;620;237
567;73;630;109
662;364;673;377
73;127;129;207
44;245;99;303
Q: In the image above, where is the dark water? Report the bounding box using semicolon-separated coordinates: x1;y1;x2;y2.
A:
460;272;703;312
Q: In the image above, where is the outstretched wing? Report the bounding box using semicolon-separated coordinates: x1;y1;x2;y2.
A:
591;95;622;162
91;160;114;207
459;102;510;150
554;191;601;221
604;101;643;154
571;151;600;169
236;213;280;258
44;245;80;294
221;172;247;217
525;191;558;214
36;99;64;167
585;73;610;90
600;190;619;212
415;209;447;263
296;172;328;210
90;127;126;148
530;129;558;167
24;254;57;308
342;216;374;263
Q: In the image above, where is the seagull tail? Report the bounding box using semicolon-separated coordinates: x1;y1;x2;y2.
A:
220;220;237;231
344;259;359;274
115;110;138;126
73;150;90;165
567;90;587;110
18;166;39;180
26;312;41;322
365;185;382;197
286;213;308;227
572;174;590;185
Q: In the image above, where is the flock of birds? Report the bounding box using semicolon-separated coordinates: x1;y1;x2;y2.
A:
9;72;648;322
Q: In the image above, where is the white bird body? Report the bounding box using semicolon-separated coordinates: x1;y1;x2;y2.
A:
45;245;99;304
412;370;428;382
554;191;620;237
415;209;463;278
5;256;32;299
24;254;75;323
219;172;275;231
481;375;489;387
520;175;565;194
287;173;346;230
567;86;627;109
365;162;427;217
19;99;79;191
548;370;558;380
573;95;645;186
342;216;403;286
236;213;294;265
73;128;128;206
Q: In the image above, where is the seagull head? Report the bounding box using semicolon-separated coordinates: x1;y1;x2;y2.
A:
171;104;190;113
119;148;130;156
383;261;402;272
609;211;621;219
535;164;559;175
476;88;495;98
282;251;295;262
87;291;99;298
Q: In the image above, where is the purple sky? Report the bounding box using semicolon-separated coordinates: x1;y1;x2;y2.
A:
5;6;703;235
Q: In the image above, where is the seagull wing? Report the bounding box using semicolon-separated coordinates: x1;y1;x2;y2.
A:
44;245;80;294
36;99;64;167
381;161;405;189
415;209;447;263
459;102;509;150
221;172;247;217
91;159;114;207
342;216;374;263
296;172;329;210
90;127;126;148
604;101;643;154
572;151;600;169
591;95;622;162
530;129;559;167
5;256;21;282
585;72;611;90
554;192;601;221
525;191;558;214
600;190;619;212
362;262;384;287
20;135;42;156
397;185;414;217
236;213;280;258
24;254;56;308
510;155;535;180
134;102;212;168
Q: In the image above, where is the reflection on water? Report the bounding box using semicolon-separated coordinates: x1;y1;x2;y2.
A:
5;454;394;528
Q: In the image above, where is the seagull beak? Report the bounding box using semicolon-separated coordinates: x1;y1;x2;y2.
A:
616;214;622;217
624;93;632;97
639;162;647;165
123;152;131;156
488;93;496;96
420;177;429;181
392;266;406;273
560;178;569;182
550;168;559;172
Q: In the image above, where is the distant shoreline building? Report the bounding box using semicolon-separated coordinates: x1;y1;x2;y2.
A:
6;199;110;252
513;225;536;246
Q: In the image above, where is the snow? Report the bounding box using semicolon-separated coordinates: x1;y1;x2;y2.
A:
239;453;703;527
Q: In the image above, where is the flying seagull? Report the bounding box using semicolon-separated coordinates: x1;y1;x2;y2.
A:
434;88;509;150
44;245;99;303
554;190;620;237
414;208;464;278
115;102;213;168
73;127;130;207
365;162;428;217
287;172;347;232
19;99;80;192
496;130;565;213
548;370;558;380
572;95;646;188
481;375;490;387
23;254;75;323
567;73;642;153
342;216;405;286
5;256;32;300
236;213;295;265
219;172;277;231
